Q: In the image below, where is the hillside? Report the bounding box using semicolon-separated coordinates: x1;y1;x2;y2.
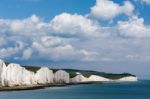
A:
23;66;136;80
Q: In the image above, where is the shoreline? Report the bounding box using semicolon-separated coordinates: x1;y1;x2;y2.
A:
0;81;138;92
0;84;67;92
0;82;104;92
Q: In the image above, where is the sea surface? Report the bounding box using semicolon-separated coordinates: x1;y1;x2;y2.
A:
0;80;150;99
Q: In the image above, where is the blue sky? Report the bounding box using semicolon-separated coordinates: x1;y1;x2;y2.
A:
0;0;94;19
0;0;150;79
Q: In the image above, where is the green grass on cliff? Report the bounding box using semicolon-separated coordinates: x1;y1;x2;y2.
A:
23;66;136;80
63;69;135;79
24;66;41;73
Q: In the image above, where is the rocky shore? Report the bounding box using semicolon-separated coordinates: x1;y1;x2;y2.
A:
0;84;67;91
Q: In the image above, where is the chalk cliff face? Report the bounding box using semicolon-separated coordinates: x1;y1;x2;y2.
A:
88;75;110;82
2;63;36;87
35;67;54;84
54;70;70;84
0;61;70;86
21;68;37;85
71;74;137;83
70;74;88;83
0;59;138;87
0;60;7;86
71;74;110;83
117;76;138;82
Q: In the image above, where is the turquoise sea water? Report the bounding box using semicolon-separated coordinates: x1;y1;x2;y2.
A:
0;80;150;99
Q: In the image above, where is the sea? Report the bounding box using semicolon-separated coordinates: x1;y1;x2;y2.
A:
0;80;150;99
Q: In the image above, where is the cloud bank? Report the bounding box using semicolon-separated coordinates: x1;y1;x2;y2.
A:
0;0;150;62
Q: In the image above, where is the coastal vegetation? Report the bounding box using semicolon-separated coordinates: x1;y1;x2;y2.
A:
24;66;136;80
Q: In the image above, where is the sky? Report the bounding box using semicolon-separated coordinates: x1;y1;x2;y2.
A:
0;0;150;79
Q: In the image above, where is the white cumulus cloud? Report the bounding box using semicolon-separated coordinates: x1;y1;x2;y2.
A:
90;0;134;20
31;39;97;61
50;13;107;38
0;7;150;62
140;0;150;4
0;14;99;61
118;16;150;38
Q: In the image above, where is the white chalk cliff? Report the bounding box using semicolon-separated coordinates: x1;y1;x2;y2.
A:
70;74;88;83
54;70;70;84
117;76;138;82
0;60;7;86
88;75;111;82
35;67;54;84
2;63;36;87
70;72;137;83
0;59;138;87
71;74;111;83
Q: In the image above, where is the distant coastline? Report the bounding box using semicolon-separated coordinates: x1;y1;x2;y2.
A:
0;59;138;91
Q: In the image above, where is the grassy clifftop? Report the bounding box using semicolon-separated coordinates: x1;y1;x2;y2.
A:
23;66;136;80
63;69;135;79
24;66;41;73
